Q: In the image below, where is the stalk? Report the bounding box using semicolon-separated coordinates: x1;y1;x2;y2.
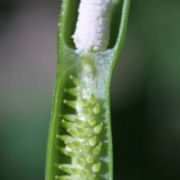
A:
45;0;131;180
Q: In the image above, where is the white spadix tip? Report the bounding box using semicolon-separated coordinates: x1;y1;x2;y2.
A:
72;0;111;54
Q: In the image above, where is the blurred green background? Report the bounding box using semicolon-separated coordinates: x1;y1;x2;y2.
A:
0;0;180;179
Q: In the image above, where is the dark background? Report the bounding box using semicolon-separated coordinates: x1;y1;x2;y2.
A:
0;0;180;179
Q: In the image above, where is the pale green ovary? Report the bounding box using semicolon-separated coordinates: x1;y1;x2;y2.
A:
56;62;107;180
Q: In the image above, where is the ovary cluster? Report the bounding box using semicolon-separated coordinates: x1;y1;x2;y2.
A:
56;74;105;180
72;0;111;54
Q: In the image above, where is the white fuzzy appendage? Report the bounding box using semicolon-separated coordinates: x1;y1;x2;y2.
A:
72;0;111;54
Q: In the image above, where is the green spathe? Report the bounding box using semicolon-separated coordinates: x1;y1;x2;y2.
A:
45;0;131;180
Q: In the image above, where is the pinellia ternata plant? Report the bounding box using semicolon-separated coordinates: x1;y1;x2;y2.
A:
45;0;131;180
